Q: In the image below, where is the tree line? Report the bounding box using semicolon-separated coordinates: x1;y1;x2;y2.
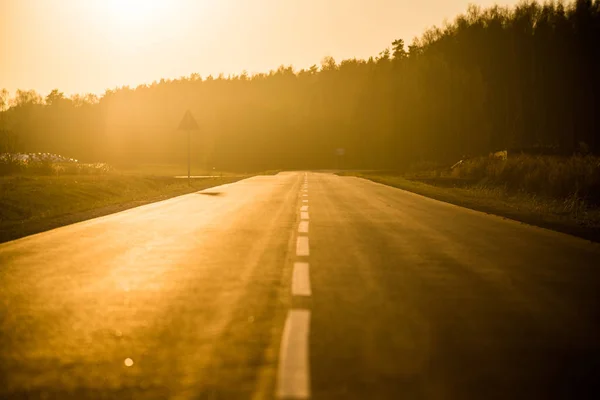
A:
1;0;599;171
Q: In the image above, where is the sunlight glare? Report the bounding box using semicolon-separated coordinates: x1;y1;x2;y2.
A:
106;0;169;25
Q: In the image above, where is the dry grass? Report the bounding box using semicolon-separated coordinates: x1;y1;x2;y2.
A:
451;155;600;204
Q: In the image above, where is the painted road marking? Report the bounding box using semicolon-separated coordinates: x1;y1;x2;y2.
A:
292;262;311;296
296;237;309;256
302;199;308;203
300;205;308;212
302;194;308;197
298;221;309;233
301;211;309;220
277;310;311;399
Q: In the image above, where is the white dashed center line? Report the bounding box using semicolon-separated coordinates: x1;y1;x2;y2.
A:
298;221;309;233
292;262;311;296
276;172;313;399
296;236;309;256
277;310;311;399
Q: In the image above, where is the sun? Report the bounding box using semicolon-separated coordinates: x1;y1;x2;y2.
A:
106;0;169;26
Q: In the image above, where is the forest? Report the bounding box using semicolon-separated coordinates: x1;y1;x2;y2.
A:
1;0;599;172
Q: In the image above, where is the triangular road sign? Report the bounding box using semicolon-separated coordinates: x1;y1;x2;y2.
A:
178;110;199;130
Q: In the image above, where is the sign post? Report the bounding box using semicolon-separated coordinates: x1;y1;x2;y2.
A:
178;110;199;185
335;148;345;170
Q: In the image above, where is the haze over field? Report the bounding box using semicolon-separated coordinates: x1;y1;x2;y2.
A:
2;0;521;96
2;0;600;173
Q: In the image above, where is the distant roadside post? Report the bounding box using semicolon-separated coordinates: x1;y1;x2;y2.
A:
335;147;345;170
178;110;200;185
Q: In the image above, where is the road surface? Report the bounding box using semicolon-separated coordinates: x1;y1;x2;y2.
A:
1;172;599;399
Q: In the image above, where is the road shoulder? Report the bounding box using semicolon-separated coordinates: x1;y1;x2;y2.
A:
342;172;600;243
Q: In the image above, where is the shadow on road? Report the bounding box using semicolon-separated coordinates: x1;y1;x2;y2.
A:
196;192;224;196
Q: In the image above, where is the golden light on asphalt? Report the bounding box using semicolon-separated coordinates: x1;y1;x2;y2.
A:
124;358;134;367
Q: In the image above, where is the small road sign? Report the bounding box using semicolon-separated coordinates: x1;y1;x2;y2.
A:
178;110;199;183
178;110;199;131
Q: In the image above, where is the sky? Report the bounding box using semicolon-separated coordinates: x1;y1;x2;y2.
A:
0;0;521;97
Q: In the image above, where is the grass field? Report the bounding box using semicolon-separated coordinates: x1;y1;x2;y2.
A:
0;174;246;243
114;163;226;176
113;163;280;177
343;171;600;242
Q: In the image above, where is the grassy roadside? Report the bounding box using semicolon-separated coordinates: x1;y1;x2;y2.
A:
0;174;246;243
342;172;600;242
114;163;281;177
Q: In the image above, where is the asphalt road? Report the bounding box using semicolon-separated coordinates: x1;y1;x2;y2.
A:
1;172;599;400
